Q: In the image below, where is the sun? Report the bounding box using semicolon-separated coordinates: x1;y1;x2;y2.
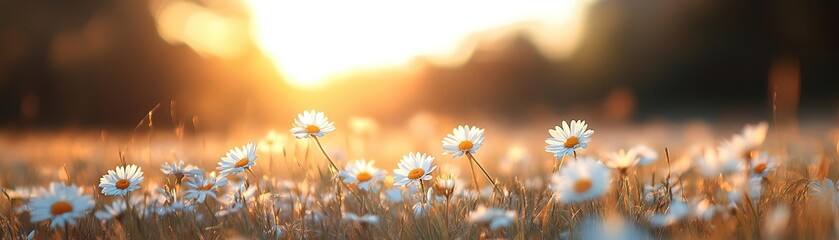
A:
246;0;595;88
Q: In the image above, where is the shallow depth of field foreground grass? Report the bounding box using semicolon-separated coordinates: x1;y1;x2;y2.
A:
0;112;837;239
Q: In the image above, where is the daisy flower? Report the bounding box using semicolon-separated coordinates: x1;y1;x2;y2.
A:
217;142;258;175
441;125;502;194
750;152;778;178
393;152;437;187
807;178;839;208
603;149;640;174
434;174;457;199
545;120;594;157
290;110;336;139
724;123;768;162
468;206;516;230
551;156;612;203
183;172;229;203
441;125;486;158
632;144;659;166
649;199;690;227
95;198;128;221
28;182;94;228
694;147;742;178
343;213;379;224
99;164;144;196
338;160;386;191
737;122;769;150
161;160;200;183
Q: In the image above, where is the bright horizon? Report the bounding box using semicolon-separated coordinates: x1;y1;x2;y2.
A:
247;0;594;88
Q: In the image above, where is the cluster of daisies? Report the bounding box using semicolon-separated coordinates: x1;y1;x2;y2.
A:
12;109;794;238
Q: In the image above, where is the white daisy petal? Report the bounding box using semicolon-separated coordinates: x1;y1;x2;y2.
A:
99;164;144;196
393;152;437;187
28;183;94;229
340;160;385;191
290;110;336;139
545;120;593;157
442;125;486;158
217;142;258;175
552;156;612;203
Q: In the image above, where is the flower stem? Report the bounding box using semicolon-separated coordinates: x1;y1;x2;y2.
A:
466;152;503;196
122;195;145;238
203;201;220;225
419;181;427;204
64;224;70;240
467;156;480;191
308;135;367;211
553;154;566;173
445;198;451;237
311;135;339;174
246;168;262;192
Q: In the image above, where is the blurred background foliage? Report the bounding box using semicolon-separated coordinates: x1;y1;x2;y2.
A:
0;0;836;130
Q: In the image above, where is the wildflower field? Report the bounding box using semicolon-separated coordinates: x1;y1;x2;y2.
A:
0;110;836;240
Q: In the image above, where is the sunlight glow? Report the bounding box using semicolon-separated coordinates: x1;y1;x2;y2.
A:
247;0;595;88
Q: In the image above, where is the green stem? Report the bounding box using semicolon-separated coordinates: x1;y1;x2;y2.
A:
467;152;503;196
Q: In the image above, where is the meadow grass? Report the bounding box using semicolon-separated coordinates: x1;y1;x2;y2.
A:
0;120;835;240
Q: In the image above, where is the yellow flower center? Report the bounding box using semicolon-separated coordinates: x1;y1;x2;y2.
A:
754;163;767;174
458;141;473;151
198;183;214;191
234;157;250;168
564;136;579;149
115;179;131;190
573;178;592;193
50;201;73;216
407;168;425;180
357;172;373;183
306;125;321;134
